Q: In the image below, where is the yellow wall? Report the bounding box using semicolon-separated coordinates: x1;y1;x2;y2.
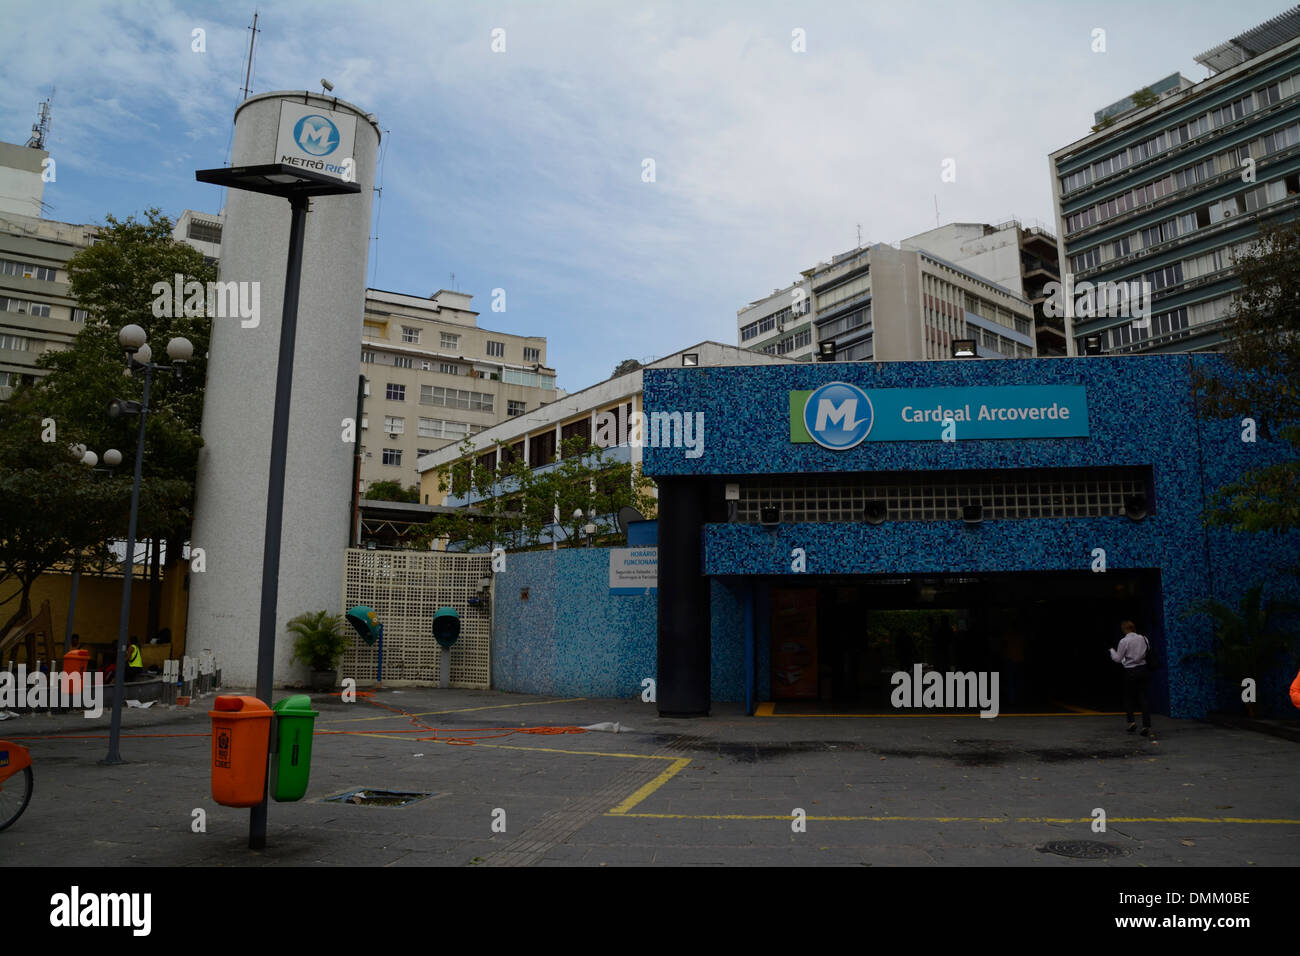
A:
10;560;189;668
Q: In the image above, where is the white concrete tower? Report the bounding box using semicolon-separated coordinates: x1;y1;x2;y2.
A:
188;92;380;686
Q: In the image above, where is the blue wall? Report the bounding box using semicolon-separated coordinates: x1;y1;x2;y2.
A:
492;548;656;699
641;355;1300;718
491;547;754;703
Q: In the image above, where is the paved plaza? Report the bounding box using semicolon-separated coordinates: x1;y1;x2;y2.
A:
2;687;1296;867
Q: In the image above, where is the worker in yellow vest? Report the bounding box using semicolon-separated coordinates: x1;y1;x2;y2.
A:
126;639;143;682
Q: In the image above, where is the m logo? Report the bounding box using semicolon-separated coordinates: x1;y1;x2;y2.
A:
803;382;874;450
293;114;340;156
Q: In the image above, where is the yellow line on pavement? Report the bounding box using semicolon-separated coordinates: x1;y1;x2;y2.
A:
319;697;587;725
754;702;775;716
472;743;682;761
607;757;693;816
607;813;1300;824
755;710;1125;718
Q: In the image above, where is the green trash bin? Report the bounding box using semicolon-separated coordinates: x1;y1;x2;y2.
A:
270;694;318;803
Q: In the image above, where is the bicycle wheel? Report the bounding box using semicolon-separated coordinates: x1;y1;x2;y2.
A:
0;767;33;832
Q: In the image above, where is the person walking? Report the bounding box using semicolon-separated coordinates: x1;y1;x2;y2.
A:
1108;620;1152;736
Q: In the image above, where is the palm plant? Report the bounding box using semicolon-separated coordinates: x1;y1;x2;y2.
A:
287;610;349;672
1182;584;1300;716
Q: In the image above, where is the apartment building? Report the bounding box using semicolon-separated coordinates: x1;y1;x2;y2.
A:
170;210;562;494
737;277;815;361
1049;8;1300;354
900;220;1066;355
739;234;1039;364
359;288;555;491
0;139;97;400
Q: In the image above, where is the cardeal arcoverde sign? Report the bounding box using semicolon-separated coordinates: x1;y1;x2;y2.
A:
790;384;1089;446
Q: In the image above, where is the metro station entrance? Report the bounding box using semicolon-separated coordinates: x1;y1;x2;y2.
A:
767;569;1164;714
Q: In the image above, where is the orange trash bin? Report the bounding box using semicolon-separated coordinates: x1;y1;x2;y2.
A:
62;649;90;674
209;695;273;808
61;648;91;697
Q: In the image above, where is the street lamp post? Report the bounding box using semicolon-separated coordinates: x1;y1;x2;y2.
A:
195;163;360;849
102;327;192;766
65;448;123;653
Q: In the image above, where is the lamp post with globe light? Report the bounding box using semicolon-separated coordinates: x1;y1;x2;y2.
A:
62;445;123;654
101;324;192;766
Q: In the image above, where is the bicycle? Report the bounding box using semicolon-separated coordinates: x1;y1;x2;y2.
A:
0;740;32;832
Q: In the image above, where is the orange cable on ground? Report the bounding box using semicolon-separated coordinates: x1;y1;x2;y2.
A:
6;692;589;747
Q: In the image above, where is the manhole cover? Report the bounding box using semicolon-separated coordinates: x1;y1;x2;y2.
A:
324;788;436;808
1038;840;1130;860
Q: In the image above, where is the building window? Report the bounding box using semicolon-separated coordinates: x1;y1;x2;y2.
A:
440;332;459;349
0;333;30;351
418;417;476;440
393;355;413;369
400;326;420;344
523;347;540;362
71;308;88;323
528;430;556;466
187;220;223;244
362;350;377;363
486;340;505;357
420;385;494;411
508;400;525;416
420;360;433;371
385;383;405;401
0;259;57;281
383;415;404;434
439;362;460;375
382;448;402;467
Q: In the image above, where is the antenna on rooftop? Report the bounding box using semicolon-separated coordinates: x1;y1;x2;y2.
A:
856;223;862;248
241;11;261;100
26;91;53;150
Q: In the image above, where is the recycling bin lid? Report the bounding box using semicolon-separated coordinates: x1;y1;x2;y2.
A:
210;695;274;718
273;694;319;717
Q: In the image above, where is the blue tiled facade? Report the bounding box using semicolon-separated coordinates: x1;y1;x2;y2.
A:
642;355;1300;718
492;548;657;699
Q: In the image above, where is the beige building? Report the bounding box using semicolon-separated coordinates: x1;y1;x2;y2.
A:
1;138;99;400
740;238;1038;363
359;288;556;492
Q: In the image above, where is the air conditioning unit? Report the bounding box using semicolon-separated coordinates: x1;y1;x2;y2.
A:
1221;208;1234;217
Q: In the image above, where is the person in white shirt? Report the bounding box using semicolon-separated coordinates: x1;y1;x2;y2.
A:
1108;620;1152;735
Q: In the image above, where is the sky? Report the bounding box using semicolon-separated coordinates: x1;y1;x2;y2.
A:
0;0;1292;391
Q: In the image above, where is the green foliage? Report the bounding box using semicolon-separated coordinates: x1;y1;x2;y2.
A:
1131;87;1159;108
0;209;213;634
365;480;420;503
418;435;657;551
22;209;215;545
1181;584;1299;708
1196;218;1300;534
287;610;350;671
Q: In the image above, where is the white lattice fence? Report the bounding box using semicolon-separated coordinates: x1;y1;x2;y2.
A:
342;549;492;687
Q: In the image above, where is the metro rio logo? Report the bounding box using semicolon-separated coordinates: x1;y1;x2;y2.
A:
803;382;874;450
293;114;340;156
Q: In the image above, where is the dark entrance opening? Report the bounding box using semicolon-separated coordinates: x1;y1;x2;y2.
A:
768;569;1163;714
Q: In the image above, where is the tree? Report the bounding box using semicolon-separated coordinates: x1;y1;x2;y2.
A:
418;435;657;551
0;394;189;635
364;480;420;503
1197;217;1300;534
2;209;214;635
1131;87;1160;109
1181;584;1300;715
